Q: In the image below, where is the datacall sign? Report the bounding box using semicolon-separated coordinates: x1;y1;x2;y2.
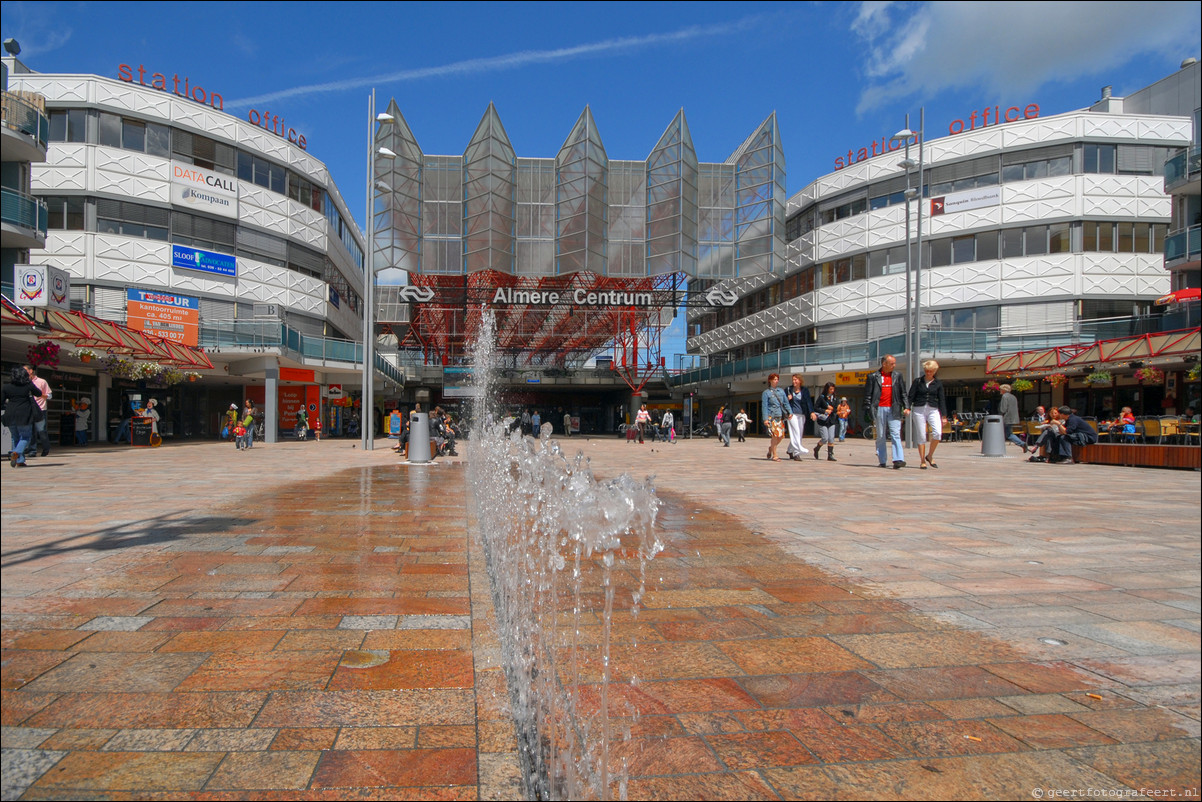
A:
118;63;309;150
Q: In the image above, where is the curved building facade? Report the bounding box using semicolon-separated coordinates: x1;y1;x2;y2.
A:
684;64;1198;418
3;57;367;441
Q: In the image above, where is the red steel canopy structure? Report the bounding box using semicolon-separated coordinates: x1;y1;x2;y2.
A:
985;327;1200;376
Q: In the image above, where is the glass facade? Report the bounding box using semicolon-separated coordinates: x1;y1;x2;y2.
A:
370;102;785;281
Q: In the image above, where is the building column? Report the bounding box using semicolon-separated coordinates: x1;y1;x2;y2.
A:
265;363;279;445
97;372;112;442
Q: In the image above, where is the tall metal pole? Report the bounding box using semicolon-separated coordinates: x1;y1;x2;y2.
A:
915;107;925;387
362;89;375;452
901;114;915;446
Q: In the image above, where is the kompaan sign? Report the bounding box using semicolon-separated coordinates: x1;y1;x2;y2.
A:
170;161;238;219
490;287;657;307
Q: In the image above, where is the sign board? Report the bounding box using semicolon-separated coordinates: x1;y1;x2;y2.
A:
172;244;236;277
836;371;872;386
126;288;199;346
170;160;237;219
326;384;343;398
253;303;281;318
16;265;71;310
279;367;315;383
930;186;1001;217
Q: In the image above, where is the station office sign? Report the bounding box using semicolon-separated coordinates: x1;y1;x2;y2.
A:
16;264;71;310
126;288;200;346
170;160;238;219
172;244;236;277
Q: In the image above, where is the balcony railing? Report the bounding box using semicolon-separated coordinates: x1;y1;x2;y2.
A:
1164;224;1201;263
198;320;404;386
0;187;48;238
1164;145;1201;191
670;311;1200;387
1;91;50;150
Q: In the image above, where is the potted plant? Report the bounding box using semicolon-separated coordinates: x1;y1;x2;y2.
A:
1134;366;1164;384
75;347;99;363
185;371;202;382
1011;379;1034;393
1047;373;1068;388
1085;370;1113;387
27;341;61;368
1188;363;1201;382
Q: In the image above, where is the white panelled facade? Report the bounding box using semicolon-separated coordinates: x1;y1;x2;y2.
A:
12;71;363;340
689;103;1191;359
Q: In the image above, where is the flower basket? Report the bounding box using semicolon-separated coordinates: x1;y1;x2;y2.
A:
1134;367;1164;384
1047;373;1068;388
1188;364;1201;382
980;380;1002;394
27;341;61;368
185;371;201;382
1011;379;1035;393
1085;370;1113;387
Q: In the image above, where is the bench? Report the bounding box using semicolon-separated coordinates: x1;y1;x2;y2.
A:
1076;443;1201;470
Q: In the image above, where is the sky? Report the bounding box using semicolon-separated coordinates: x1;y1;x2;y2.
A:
3;0;1200;356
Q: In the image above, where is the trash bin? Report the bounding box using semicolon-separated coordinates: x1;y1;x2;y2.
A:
408;412;432;462
981;414;1006;457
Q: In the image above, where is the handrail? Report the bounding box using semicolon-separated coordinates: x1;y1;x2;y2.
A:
669;311;1200;387
1;91;50;148
0;187;48;236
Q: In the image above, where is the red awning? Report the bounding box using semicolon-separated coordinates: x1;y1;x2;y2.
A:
1155;287;1201;306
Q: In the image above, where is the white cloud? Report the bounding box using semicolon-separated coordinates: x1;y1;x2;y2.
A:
226;16;766;110
853;1;1201;115
1;1;72;58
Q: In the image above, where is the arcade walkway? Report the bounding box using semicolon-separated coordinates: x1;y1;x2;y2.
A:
2;435;1198;799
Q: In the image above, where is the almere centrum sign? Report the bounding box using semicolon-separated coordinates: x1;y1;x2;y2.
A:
490;287;657;307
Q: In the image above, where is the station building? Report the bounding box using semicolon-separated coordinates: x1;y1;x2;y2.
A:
2;54;370;443
680;60;1201;424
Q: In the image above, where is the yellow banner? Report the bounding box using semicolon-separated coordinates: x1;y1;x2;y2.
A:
836;371;871;386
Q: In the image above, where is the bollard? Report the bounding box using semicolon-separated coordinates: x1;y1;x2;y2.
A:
408;412;432;462
981;414;1006;457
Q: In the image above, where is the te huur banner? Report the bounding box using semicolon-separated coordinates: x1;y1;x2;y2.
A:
126;288;200;346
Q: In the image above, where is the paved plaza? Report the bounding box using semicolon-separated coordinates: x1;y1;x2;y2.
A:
1;433;1199;800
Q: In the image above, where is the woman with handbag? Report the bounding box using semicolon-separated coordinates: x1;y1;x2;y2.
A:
3;365;43;468
811;382;839;461
760;373;791;462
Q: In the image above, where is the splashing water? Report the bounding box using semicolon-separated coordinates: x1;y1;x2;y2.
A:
465;308;663;800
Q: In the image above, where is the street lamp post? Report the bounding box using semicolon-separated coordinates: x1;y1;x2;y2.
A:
890;109;925;447
361;89;395;452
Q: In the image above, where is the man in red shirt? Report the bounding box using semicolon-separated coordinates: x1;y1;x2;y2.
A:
863;354;909;469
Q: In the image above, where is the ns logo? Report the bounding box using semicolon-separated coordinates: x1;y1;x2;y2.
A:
396;286;435;303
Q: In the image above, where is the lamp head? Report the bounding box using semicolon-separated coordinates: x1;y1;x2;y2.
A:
890;128;916;144
377;147;397;159
3;39;20;56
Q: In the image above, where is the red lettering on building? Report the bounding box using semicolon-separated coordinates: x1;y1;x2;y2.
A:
834;102;1040;171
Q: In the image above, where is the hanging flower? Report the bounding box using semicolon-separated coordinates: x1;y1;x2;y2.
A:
160;367;185;385
101;354;136;379
184;371;202;382
27;341;60;368
981;380;1002;394
1085;370;1113;386
1188;363;1201;382
1047;373;1068;387
75;347;99;362
1134;367;1164;384
1011;379;1035;393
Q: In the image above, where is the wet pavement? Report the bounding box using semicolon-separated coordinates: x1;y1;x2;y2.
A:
1;434;1198;800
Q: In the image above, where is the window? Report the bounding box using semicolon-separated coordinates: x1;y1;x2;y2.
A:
1025;225;1048;256
177;131;235;175
44;196;85;230
928;238;951;268
95;112;170;156
1002;228;1024;258
1049;223;1070;254
1083;144;1116;174
48;109;87;143
951;235;975;264
172;211;236;253
96;199;169;241
976;231;998;261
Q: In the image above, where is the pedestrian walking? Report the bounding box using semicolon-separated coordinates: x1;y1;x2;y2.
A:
4;365;43;468
836;398;851;442
907;360;947;469
864;354;908;469
735;408;750;442
784;374;813;459
24;365;51;457
998;384;1028;454
761;373;790;462
811;382;838;461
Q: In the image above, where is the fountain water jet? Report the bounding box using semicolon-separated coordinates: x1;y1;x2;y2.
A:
465;308;663;800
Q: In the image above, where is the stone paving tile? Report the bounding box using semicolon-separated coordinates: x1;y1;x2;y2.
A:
3;437;1198;799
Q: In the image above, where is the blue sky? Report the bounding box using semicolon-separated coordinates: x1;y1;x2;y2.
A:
4;0;1200;356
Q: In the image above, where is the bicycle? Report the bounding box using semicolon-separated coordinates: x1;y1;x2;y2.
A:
690;422;715;438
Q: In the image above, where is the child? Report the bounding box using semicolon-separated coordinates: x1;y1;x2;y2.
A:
233;422;247;450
